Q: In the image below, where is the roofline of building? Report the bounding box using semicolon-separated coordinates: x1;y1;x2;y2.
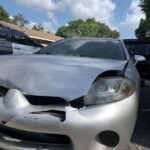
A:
29;35;55;42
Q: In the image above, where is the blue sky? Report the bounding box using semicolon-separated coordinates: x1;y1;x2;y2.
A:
0;0;145;38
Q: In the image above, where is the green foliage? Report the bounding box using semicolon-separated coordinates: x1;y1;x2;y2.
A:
32;24;52;34
140;0;150;18
0;5;16;24
32;24;44;31
56;18;120;38
46;30;52;34
0;5;54;33
0;5;29;27
136;0;150;39
135;18;150;39
0;5;9;22
13;13;29;27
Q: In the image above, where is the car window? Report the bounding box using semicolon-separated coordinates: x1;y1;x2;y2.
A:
39;39;126;60
11;31;39;47
126;43;150;56
0;28;10;41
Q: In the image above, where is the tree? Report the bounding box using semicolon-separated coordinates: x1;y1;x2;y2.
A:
135;0;150;39
32;24;44;32
0;5;10;22
56;18;120;38
13;14;29;27
0;5;16;24
32;24;52;34
140;0;150;18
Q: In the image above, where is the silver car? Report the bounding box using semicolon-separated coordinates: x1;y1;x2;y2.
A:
0;38;144;150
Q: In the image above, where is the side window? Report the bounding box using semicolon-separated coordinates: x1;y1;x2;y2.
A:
11;31;38;47
0;29;10;41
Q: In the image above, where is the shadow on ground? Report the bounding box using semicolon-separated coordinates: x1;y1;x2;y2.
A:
130;111;150;149
128;81;150;150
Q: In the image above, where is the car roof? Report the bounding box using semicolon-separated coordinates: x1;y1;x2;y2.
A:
58;38;121;43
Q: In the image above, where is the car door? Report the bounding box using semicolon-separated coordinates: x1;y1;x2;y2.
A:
11;30;41;54
0;26;13;54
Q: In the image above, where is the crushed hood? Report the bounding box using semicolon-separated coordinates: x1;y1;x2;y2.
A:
0;55;127;100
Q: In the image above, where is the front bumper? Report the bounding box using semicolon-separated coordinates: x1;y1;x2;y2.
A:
0;89;139;150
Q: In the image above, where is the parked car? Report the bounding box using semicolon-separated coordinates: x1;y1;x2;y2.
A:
0;25;43;54
0;38;144;150
124;39;150;79
0;38;12;54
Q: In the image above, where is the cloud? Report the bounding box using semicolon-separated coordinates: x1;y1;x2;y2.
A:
43;22;55;33
62;0;116;27
120;0;145;32
9;15;14;20
47;12;57;25
24;21;55;33
16;0;117;30
25;21;37;29
16;0;57;11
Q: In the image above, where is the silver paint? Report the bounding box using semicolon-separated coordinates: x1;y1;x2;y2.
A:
0;55;127;100
0;39;140;150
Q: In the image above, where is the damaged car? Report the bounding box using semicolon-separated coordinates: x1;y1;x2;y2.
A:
0;38;145;150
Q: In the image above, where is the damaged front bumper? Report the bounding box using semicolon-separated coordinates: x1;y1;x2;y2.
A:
0;89;138;150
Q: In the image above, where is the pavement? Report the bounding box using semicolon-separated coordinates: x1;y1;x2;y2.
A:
127;80;150;150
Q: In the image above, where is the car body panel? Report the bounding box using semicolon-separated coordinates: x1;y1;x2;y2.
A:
0;39;140;150
0;87;139;150
0;55;127;100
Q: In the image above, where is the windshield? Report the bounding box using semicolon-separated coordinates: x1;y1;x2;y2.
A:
39;39;126;60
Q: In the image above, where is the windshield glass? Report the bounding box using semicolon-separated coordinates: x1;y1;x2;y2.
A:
39;39;126;60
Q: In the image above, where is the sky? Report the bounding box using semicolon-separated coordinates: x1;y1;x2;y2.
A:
0;0;146;38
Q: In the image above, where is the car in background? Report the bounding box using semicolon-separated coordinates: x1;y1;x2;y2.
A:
0;25;43;54
0;38;12;55
124;39;150;79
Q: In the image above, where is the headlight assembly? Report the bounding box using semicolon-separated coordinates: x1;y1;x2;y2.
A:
84;77;135;105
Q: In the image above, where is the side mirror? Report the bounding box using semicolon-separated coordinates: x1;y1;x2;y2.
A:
134;55;146;65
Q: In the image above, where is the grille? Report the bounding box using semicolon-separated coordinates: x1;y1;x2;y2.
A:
0;124;71;145
25;95;68;106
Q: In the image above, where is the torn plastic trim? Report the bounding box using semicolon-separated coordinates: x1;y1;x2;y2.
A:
0;89;71;131
31;110;66;122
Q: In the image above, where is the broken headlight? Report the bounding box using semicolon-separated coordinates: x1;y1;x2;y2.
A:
84;77;135;105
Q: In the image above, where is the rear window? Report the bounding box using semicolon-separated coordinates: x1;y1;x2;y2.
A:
39;39;126;60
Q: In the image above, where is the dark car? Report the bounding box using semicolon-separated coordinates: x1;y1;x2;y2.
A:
0;25;43;54
124;39;150;79
0;38;12;55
